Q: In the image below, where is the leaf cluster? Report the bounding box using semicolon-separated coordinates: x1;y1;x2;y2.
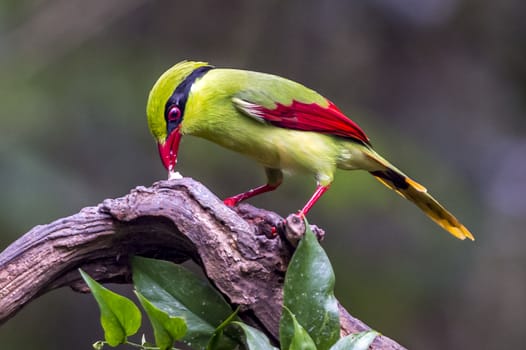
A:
81;220;378;350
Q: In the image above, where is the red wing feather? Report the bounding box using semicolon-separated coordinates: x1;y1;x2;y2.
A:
254;99;370;145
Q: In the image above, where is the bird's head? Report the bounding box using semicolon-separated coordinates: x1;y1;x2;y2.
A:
146;60;213;173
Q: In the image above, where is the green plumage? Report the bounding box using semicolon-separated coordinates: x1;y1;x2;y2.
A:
149;62;356;184
146;61;474;241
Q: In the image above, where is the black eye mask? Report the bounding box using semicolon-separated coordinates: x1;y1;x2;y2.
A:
164;65;214;135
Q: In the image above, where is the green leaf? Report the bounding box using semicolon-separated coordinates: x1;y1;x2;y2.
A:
231;321;278;350
281;307;317;350
132;256;237;349
136;291;187;350
79;269;141;347
330;331;379;350
280;219;340;350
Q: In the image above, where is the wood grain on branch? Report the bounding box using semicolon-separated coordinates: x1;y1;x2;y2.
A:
0;178;405;349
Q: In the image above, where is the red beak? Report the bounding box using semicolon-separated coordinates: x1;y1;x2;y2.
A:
157;126;182;173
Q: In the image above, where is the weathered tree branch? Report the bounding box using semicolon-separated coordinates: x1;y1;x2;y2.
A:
0;178;405;349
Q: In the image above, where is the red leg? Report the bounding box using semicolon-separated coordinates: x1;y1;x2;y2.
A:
224;168;283;207
224;183;280;206
299;184;331;217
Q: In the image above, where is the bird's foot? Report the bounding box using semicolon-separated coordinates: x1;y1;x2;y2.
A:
223;197;240;207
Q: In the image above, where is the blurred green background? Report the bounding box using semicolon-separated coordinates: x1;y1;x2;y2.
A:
1;0;525;349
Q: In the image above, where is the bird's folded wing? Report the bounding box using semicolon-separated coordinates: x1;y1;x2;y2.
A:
232;91;370;145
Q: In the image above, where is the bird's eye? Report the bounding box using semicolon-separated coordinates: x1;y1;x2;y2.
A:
167;106;181;122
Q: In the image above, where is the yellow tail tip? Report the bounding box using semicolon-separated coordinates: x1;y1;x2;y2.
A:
446;223;475;241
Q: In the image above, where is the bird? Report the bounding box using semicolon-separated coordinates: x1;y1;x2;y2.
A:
146;60;474;241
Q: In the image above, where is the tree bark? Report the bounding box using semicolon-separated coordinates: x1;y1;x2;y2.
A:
0;178;405;349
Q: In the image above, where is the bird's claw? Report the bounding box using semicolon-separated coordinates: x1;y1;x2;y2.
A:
223;197;238;207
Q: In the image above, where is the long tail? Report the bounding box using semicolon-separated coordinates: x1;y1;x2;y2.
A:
364;151;474;241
